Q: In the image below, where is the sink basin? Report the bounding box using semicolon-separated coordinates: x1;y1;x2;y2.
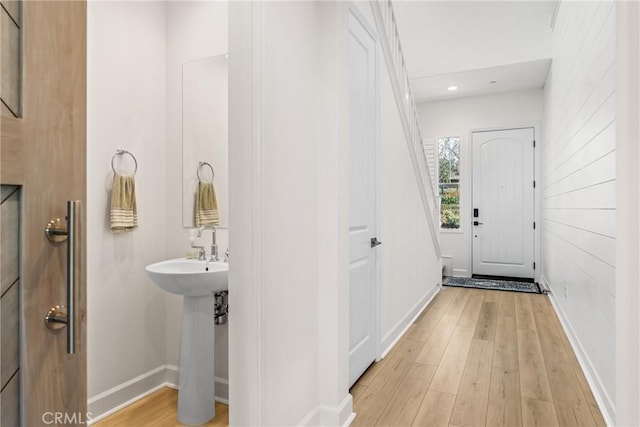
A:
145;257;229;424
145;258;228;297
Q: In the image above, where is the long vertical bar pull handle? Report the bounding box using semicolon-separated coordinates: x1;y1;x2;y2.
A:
44;200;81;354
66;200;77;354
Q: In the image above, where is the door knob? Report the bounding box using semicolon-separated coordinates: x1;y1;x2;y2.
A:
371;237;382;247
473;221;484;226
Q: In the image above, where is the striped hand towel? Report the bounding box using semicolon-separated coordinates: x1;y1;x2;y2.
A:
110;173;138;232
195;182;219;226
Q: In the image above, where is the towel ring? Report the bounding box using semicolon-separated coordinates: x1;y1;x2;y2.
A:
111;150;137;175
197;162;215;183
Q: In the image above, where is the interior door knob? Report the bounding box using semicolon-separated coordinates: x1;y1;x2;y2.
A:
370;237;382;247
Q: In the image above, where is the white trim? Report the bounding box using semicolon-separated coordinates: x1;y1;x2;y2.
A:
441;229;464;234
213;376;230;405
296;393;355;427
88;383;167;425
164;364;179;388
344;412;357;427
441;255;453;276
543;276;614;426
347;5;383;379
349;1;383;364
380;284;440;358
228;2;264;425
468;123;541;280
250;1;265;421
371;5;383;367
315;1;352;419
615;2;640;425
87;365;229;425
369;0;441;259
452;268;469;278
528;122;543;284
297;405;319;426
87;365;167;405
349;1;379;41
549;0;561;30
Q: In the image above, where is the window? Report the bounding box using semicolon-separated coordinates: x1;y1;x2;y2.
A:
438;137;460;229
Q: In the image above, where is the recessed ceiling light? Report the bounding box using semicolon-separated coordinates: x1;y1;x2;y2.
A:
447;86;458;91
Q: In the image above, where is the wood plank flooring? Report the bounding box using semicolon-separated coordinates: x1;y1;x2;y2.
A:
352;286;606;427
93;388;228;427
94;287;604;427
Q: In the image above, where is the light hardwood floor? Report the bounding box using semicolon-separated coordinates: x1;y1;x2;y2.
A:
94;287;604;427
93;388;228;427
351;286;606;427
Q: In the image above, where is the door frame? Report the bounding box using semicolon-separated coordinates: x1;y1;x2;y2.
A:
468;123;541;283
348;3;382;365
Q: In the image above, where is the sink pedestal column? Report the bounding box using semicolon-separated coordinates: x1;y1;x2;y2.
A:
177;295;216;425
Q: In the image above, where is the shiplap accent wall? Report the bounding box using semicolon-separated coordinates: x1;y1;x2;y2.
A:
541;0;615;420
0;185;20;427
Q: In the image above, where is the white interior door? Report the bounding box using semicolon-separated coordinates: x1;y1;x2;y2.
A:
348;11;378;387
472;128;535;278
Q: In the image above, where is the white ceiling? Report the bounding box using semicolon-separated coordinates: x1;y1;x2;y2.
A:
410;58;551;103
392;1;558;102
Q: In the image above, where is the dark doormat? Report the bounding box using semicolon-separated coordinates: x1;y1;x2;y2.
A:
443;276;541;294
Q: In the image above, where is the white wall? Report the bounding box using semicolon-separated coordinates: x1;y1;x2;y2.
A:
229;2;441;425
229;2;325;424
164;0;229;395
87;0;230;419
87;0;170;415
350;0;442;357
417;90;544;277
377;25;442;353
615;2;640;425
541;1;615;423
88;0;443;423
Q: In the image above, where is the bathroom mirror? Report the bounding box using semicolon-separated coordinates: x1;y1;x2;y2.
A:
182;54;228;227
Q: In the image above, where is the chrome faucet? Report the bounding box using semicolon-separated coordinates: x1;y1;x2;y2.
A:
197;226;219;261
190;239;206;261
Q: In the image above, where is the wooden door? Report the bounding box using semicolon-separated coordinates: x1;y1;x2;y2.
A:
472;128;535;278
347;10;378;387
1;1;87;425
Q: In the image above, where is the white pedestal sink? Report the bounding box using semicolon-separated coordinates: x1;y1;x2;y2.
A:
145;258;228;425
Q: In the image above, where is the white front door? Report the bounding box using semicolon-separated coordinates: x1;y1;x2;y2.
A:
472;128;535;279
348;11;378;387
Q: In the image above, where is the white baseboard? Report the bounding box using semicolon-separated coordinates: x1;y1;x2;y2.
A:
303;284;441;426
542;275;614;426
297;393;354;427
441;256;454;276
88;365;229;424
344;412;357;426
213;377;230;405
165;364;179;387
380;283;440;358
452;268;469;277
